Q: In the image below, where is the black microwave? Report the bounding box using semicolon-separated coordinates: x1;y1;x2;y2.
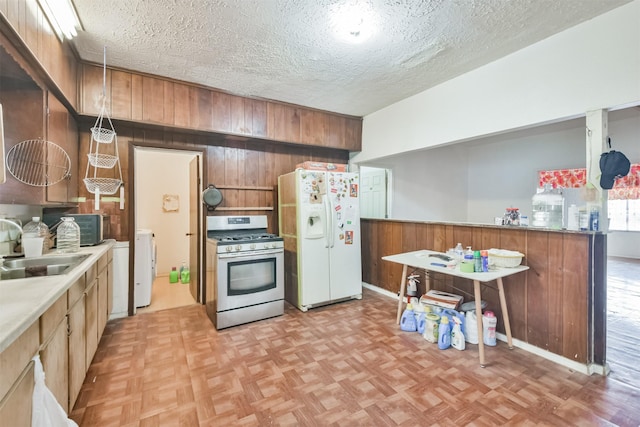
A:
42;213;105;246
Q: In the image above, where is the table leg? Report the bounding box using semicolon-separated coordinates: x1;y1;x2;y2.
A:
497;277;513;349
396;264;408;324
473;280;485;367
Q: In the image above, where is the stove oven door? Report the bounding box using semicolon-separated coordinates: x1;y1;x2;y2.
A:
216;249;284;312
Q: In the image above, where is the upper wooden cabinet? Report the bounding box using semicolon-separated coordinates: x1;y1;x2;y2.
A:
79;64;362;151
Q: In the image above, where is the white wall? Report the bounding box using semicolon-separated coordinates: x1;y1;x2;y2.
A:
135;148;197;275
353;0;640;164
358;108;640;258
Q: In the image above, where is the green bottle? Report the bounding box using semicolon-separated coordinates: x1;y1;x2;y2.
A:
180;266;190;284
169;267;179;283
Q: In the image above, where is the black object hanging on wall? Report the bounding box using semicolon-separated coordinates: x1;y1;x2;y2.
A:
599;138;631;190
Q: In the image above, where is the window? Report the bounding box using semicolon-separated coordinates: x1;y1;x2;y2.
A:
609;199;640;231
539;164;639;231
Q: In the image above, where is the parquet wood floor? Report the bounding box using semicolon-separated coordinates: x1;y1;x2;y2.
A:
71;285;640;426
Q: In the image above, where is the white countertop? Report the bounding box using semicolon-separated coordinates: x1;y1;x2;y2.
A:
382;249;529;281
0;241;114;353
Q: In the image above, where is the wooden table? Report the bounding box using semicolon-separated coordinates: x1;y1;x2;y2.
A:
382;250;529;367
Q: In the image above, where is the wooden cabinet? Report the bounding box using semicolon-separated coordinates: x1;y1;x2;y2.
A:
79;63;362;151
39;294;69;413
0;361;34;427
97;265;109;339
45;92;79;203
107;250;114;316
67;276;86;410
85;261;99;369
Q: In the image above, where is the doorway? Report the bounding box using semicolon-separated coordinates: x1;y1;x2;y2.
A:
130;146;203;314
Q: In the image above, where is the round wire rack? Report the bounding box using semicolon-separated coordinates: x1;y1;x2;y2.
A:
83;177;122;195
88;153;118;169
6;139;71;186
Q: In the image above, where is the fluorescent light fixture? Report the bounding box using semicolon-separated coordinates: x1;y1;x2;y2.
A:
38;0;82;41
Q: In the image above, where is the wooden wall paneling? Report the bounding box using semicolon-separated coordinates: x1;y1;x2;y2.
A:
23;0;38;56
499;228;528;339
45;93;69;202
223;146;239;207
267;102;300;143
111;69;132;120
591;233;607;365
163;80;174;125
173;82;190;127
189;86;211;130
142;76;165;123
300;109;321;146
230;95;246;135
345;117;362;151
250;99;267;138
526;231;551;349
212;91;231;133
430;223;447;252
360;220;371;284
325;114;345;149
561;234;589;363
81;64;107;115
388;222;405;293
547;232;564;354
130;73;143;121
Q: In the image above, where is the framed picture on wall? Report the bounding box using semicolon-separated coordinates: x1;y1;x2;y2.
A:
162;194;179;212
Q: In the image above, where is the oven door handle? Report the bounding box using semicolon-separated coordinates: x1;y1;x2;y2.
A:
218;249;283;259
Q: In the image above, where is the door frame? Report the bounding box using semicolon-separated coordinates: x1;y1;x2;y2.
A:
127;141;207;316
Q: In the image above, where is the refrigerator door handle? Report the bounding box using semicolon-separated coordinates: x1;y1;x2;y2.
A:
328;195;335;248
323;197;330;248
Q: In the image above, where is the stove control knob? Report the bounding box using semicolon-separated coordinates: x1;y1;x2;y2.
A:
235;245;242;251
250;243;256;250
225;246;232;252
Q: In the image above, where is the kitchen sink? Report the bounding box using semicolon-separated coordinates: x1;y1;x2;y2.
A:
0;254;89;281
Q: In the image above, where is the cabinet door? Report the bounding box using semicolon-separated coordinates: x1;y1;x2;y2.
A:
97;268;108;339
0;361;34;427
85;281;98;369
45;92;72;203
68;296;86;410
40;316;69;413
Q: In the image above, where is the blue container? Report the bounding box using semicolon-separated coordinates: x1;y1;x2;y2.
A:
400;305;417;332
438;317;451;349
416;311;426;334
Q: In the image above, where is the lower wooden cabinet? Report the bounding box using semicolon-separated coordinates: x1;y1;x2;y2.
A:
85;280;98;370
40;316;69;413
0;361;34;426
68;295;86;409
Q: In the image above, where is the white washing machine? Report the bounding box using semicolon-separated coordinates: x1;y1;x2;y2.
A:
135;229;156;307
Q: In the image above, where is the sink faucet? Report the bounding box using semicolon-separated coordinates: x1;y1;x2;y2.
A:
0;219;24;257
0;218;24;235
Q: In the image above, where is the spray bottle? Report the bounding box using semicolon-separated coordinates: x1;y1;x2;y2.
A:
451;316;466;350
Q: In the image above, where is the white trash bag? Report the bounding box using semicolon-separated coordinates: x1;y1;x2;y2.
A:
32;355;78;427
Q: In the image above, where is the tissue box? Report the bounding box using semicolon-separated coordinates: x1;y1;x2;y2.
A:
420;290;464;310
296;161;347;172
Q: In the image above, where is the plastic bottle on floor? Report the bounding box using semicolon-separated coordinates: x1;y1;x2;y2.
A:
451;317;465;350
180;264;190;284
169;267;179;283
400;304;417;332
438;316;451;349
483;311;497;346
465;310;479;344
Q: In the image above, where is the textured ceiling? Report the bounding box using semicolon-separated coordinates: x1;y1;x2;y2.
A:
71;0;632;117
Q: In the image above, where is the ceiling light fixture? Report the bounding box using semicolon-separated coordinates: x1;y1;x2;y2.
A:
330;1;377;44
37;0;83;42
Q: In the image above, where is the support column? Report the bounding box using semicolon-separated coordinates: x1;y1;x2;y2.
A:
585;110;609;232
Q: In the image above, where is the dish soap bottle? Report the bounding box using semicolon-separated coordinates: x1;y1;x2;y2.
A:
438;316;451;349
400;303;417;332
56;217;80;253
451;317;466;350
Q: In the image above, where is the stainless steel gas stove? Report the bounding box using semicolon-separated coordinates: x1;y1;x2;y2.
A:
205;215;284;329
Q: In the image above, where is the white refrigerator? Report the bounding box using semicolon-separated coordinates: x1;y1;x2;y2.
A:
278;169;362;311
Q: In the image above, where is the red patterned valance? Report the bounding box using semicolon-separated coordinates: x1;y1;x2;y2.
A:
538;164;640;200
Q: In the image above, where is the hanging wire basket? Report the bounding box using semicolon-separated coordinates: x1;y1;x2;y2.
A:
90;126;116;144
83;177;122;195
88;152;118;169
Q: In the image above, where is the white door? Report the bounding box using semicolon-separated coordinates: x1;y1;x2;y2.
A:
327;172;362;301
360;167;387;218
